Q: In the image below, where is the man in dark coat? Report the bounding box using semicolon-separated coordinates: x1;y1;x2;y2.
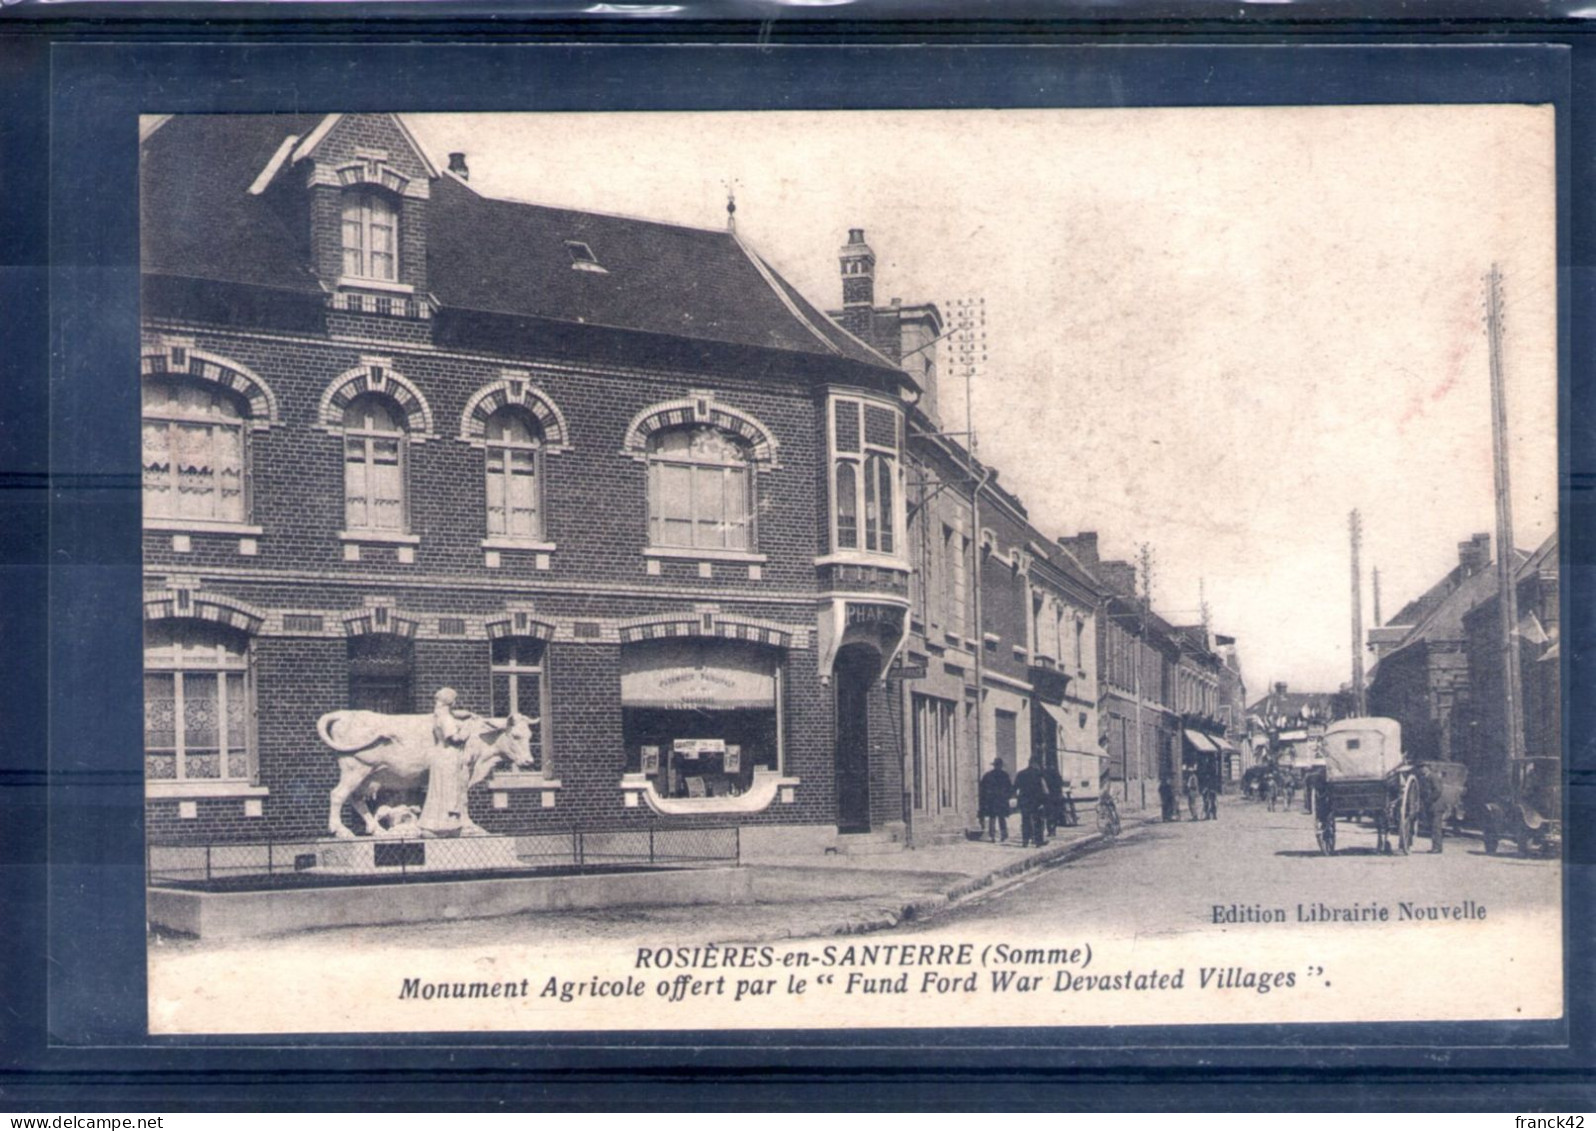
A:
1014;755;1050;848
978;758;1013;843
1159;775;1178;821
1041;761;1067;835
1420;763;1448;854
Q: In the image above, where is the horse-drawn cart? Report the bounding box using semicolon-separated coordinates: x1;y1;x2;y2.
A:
1308;717;1419;856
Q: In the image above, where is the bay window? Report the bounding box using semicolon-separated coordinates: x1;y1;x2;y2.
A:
830;397;902;557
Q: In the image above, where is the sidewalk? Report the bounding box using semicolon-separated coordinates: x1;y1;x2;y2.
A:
735;811;1152;941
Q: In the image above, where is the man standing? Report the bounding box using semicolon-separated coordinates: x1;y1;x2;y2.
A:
978;758;1013;843
1041;760;1067;836
1014;755;1050;848
1421;763;1448;854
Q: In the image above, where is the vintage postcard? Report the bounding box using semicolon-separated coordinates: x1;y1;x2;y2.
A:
140;105;1560;1034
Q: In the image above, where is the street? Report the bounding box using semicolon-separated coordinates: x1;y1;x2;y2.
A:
907;794;1561;941
148;792;1563;1033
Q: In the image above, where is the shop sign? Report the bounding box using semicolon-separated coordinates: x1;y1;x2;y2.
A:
673;738;726;759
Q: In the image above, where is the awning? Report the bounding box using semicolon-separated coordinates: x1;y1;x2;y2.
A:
1211;736;1238;754
1039;701;1073;734
1183;729;1219;753
621;639;776;710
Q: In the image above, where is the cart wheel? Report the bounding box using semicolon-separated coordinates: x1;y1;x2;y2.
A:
1396;777;1418;856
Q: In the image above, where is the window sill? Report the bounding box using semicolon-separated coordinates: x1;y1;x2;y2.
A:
620;770;798;816
146;781;269;800
339;530;421;546
335;276;415;295
144;519;264;536
481;538;557;553
487;772;561;791
814;551;909;570
643;546;767;564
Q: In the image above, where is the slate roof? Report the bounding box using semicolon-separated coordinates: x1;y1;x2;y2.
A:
142;113;329;296
141;114;900;375
1380;547;1531;662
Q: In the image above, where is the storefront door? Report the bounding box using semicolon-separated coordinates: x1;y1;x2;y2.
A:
834;645;875;833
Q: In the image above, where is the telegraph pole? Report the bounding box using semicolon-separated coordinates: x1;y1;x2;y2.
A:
1350;510;1367;717
1487;264;1525;765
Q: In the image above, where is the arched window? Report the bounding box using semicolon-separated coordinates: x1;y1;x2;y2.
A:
830;398;900;556
343;393;407;533
484;406;542;541
646;425;753;551
141;378;248;523
144;620;254;785
342;188;399;282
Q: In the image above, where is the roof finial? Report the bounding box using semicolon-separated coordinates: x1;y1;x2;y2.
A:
723;177;738;232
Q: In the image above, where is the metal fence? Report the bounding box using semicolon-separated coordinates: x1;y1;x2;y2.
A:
147;823;741;890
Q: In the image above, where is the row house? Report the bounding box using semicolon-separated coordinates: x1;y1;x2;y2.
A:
1059;534;1179;810
1366;533;1527;771
140;113;920;855
828;232;1104;844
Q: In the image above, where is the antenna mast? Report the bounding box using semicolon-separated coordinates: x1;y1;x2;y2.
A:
1487;264;1525;765
1350;509;1367;716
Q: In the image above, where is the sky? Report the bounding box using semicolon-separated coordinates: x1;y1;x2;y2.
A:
406;108;1559;696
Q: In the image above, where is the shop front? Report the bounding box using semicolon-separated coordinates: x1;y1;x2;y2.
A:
618;636;799;816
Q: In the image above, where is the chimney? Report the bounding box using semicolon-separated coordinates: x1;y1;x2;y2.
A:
1098;560;1137;599
839;228;876;311
1457;532;1491;577
1274;681;1288;697
1058;532;1100;570
447;152;470;181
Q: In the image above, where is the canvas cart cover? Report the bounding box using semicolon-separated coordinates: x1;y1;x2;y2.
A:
1322;717;1403;781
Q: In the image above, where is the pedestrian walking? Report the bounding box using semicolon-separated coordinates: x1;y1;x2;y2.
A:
1014;756;1050;848
1183;766;1200;821
978;758;1013;843
1042;761;1066;836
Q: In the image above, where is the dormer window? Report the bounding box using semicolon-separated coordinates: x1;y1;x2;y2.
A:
565;241;607;274
342;188;399;283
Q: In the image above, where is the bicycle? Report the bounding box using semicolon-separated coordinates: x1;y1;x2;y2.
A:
1095;790;1122;839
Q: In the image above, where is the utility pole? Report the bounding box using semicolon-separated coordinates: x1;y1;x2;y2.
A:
1349;509;1367;716
945;296;990;789
1487;263;1525;765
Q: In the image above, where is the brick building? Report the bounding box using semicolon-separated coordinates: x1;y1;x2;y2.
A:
829;230;1105;843
140;113;920;855
1366;533;1526;767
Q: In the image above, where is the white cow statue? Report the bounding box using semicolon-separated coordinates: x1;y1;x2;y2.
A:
317;708;537;839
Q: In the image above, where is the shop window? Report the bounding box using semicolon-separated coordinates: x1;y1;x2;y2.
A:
646;425;753;551
621;638;781;800
343;393;408;534
483;406;543;541
144;620;254;784
342;187;399;282
830;398;901;556
911;693;960;814
141;378;249;524
489;636;548;771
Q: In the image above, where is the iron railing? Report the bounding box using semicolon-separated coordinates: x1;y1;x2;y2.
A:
147;823;741;890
